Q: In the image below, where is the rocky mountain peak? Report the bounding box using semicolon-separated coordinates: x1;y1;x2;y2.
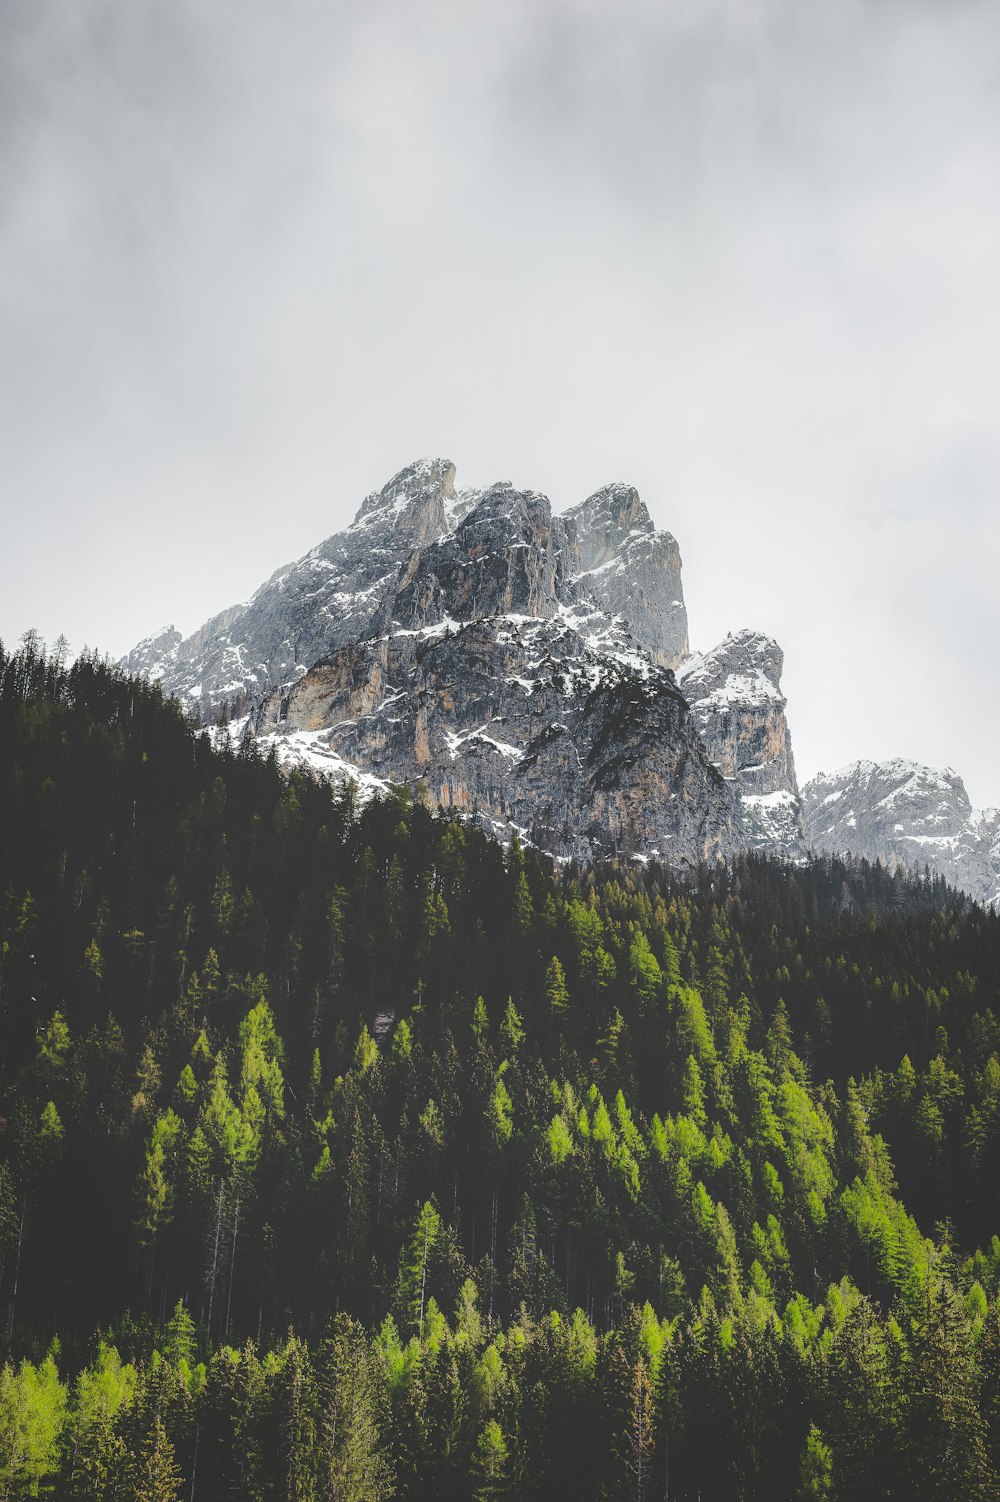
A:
562;483;653;573
120;456;759;866
457;482;554;554
351;456;456;545
557;483;688;670
381;483;561;634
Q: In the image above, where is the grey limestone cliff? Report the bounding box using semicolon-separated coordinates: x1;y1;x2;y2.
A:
245;471;734;862
557;483;689;669
261;613;737;864
677;630;807;856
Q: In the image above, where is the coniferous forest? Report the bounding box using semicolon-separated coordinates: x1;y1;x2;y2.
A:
4;634;1000;1500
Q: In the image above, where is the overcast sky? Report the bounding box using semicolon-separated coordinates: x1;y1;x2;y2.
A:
2;0;998;805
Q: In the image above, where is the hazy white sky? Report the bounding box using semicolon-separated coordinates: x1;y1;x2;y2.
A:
2;0;998;805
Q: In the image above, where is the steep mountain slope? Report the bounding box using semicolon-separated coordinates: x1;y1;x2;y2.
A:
803;759;1000;908
126;457;805;865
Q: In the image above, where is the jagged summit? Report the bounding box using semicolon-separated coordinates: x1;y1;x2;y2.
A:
121;457;811;865
562;482;653;565
379;483;562;636
352;455;457;539
121;458;745;863
559;483;687;669
123;458;691;720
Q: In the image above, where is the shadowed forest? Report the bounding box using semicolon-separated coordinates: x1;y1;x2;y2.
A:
2;637;1000;1499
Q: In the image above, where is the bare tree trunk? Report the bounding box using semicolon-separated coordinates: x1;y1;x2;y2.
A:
205;1179;224;1339
225;1195;240;1337
489;1189;498;1318
418;1222;430;1338
6;1203;24;1343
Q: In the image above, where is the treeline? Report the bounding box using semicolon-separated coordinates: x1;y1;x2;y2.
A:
1;634;1000;1499
5;1279;1000;1500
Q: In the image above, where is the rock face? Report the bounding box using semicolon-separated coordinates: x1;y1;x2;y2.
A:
803;760;1000;908
250;472;733;863
557;483;689;669
262;615;736;864
677;631;807;856
126;456;805;867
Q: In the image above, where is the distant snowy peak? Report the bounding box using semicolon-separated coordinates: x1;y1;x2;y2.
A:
803;759;1000;909
805;759;972;835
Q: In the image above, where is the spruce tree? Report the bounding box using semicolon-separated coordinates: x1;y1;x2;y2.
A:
131;1414;182;1502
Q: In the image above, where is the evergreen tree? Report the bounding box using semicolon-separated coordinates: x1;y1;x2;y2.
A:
316;1315;391;1502
131;1413;183;1502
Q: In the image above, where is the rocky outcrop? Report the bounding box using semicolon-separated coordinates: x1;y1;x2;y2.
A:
803;760;1000;908
122;624;183;681
558;483;688;669
677;631;807;856
374;483;564;634
258;612;738;864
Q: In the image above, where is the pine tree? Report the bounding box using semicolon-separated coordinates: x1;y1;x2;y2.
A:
626;1357;655;1502
397;1202;442;1338
470;1419;509;1502
796;1424;833;1501
316;1314;391;1502
899;1282;994;1502
131;1414;182;1502
545;957;570;1026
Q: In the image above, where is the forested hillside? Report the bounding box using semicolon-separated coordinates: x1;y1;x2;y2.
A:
2;635;1000;1500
